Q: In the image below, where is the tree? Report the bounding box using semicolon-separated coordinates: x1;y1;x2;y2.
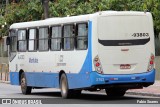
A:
0;0;160;38
42;0;49;19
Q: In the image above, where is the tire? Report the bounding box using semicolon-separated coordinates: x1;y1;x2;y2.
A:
105;89;126;97
60;73;73;99
20;72;32;95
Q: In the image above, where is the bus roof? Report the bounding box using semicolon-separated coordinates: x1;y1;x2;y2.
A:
10;11;151;29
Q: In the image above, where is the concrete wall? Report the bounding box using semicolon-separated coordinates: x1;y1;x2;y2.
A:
0;57;8;64
0;57;9;81
155;56;160;80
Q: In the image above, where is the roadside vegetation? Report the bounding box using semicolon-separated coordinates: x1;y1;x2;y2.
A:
0;0;160;37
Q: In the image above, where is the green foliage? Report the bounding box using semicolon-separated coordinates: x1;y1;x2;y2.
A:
5;0;43;24
0;0;160;37
0;16;6;37
49;0;160;36
0;0;43;37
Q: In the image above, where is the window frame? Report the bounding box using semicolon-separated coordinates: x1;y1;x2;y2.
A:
50;25;62;51
9;29;17;52
28;28;38;52
17;29;27;52
62;24;75;51
38;26;50;52
76;22;88;50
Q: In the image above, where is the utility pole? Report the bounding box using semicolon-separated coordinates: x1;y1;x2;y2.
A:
42;0;49;19
6;0;9;5
5;0;9;14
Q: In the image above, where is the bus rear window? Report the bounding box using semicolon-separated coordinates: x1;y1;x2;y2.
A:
98;16;150;46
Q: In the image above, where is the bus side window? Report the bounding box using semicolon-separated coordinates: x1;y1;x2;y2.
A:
63;24;75;50
18;30;27;52
10;29;17;52
39;27;49;51
28;29;37;51
51;26;62;51
76;23;88;50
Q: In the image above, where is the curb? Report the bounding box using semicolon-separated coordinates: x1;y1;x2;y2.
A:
126;91;160;97
0;80;10;84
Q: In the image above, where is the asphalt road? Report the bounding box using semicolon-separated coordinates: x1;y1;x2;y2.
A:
0;82;160;106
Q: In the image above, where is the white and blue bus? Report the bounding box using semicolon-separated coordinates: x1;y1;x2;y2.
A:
7;11;155;98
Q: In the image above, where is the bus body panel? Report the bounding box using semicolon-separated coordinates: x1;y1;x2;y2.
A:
9;21;93;89
90;69;155;86
9;11;155;91
10;72;19;85
97;13;155;75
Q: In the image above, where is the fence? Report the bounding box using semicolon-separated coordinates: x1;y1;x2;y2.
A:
0;37;9;82
0;38;8;57
0;63;9;81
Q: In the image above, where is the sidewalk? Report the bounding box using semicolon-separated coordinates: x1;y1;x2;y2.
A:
0;80;10;84
126;81;160;97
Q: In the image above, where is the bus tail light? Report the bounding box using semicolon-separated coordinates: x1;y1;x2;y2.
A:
147;54;155;72
94;55;103;74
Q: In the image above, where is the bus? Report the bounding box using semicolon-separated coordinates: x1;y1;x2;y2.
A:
7;11;155;98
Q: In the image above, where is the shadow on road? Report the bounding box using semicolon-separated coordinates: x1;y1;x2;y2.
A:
28;91;148;100
11;91;156;104
31;91;61;97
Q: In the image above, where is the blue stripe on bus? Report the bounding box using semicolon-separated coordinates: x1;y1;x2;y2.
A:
88;21;93;72
25;72;59;87
10;69;155;88
9;72;91;88
10;72;59;87
10;72;19;85
90;69;155;85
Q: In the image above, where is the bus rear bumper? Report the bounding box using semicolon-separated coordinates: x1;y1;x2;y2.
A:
90;69;155;89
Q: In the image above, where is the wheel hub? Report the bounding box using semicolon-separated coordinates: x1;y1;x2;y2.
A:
61;78;67;94
21;78;26;90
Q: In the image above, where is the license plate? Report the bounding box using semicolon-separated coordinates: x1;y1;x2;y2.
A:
120;64;131;69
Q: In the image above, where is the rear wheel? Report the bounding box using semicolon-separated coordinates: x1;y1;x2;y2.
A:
20;72;32;95
105;89;126;97
60;73;73;98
